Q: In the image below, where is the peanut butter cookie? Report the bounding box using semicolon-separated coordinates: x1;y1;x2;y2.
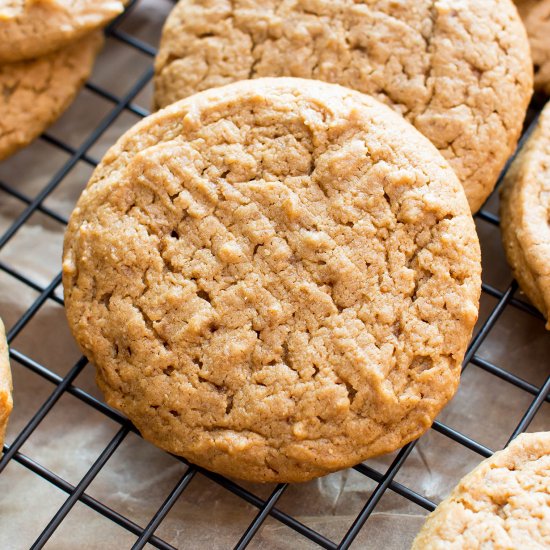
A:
154;0;533;213
0;318;12;451
0;32;103;162
515;0;550;94
500;101;550;329
412;432;550;549
63;78;481;482
0;0;124;63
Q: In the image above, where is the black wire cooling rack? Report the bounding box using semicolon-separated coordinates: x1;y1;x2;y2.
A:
0;2;548;549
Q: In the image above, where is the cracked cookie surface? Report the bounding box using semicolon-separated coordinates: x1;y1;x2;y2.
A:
0;32;103;162
154;0;533;214
412;432;550;549
515;0;550;94
0;318;12;451
500;101;550;330
63;78;481;482
0;0;123;63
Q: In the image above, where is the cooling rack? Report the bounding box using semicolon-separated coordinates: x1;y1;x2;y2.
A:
0;1;548;548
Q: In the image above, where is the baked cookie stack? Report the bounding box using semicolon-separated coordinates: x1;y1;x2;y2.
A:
62;0;543;508
0;0;126;162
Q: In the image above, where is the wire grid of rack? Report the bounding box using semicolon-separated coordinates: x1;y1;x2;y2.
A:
0;1;548;548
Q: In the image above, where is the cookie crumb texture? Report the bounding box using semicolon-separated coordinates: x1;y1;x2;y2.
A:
154;0;533;213
0;0;124;63
0;32;103;162
63;79;481;482
500;101;550;329
515;0;550;94
412;432;550;549
0;318;12;450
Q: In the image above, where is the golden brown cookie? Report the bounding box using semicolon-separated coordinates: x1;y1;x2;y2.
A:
515;0;550;94
0;32;103;163
0;0;124;63
412;432;550;549
63;78;481;483
0;318;12;450
154;0;533;213
500;101;550;329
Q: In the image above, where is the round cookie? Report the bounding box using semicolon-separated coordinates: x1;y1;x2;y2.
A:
0;0;124;63
0;32;103;162
153;0;534;213
63;78;482;483
0;318;12;451
515;0;550;94
412;432;550;549
500;101;550;330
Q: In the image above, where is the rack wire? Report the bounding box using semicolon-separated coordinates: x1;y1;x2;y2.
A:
0;2;548;548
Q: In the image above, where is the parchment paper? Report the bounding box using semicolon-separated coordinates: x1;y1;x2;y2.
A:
0;2;548;548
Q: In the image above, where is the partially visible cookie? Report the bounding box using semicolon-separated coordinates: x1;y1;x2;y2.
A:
154;0;534;213
0;318;12;450
500;101;550;329
63;77;481;483
412;432;550;549
0;32;103;162
515;0;550;94
0;0;124;63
